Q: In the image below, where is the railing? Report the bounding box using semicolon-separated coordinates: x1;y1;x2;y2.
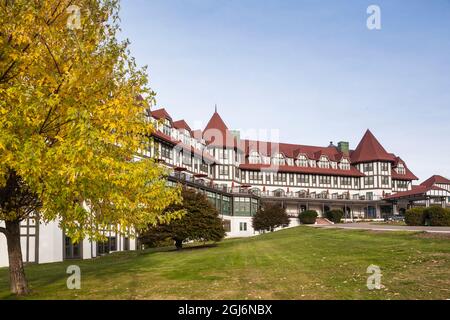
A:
169;172;383;201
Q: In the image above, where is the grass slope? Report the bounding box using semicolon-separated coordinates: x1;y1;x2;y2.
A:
1;226;450;300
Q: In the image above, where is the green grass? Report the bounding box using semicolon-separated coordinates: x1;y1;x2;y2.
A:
1;226;450;300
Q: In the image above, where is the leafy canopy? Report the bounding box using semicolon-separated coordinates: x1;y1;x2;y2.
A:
252;203;290;232
0;0;182;241
140;188;226;248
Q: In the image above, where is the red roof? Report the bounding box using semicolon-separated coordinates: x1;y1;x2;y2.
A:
151;108;172;122
391;166;419;181
350;130;395;164
173;120;192;134
383;185;445;200
421;175;450;187
152;130;217;163
203;111;243;150
239;163;365;177
243;140;348;161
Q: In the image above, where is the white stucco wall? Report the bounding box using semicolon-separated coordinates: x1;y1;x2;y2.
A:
38;221;63;264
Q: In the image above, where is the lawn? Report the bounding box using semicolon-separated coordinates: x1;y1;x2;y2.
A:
1;226;450;300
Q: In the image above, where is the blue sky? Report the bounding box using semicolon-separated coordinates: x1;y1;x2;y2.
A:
119;0;450;181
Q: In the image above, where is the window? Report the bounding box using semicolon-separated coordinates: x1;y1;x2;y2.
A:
272;153;285;165
123;238;130;251
249;151;261;164
219;166;229;176
381;176;389;186
200;163;208;173
249;171;263;182
162;120;171;136
341;177;351;186
273;173;287;185
288;174;295;186
222;196;231;215
396;180;408;188
161;144;172;160
234;197;252;216
366;192;374;200
319;176;331;185
182;152;192;165
296;155;308;167
363;163;374;172
364;176;374;186
396;164;406;175
381;163;389;172
318;157;329;168
97;236;117;255
218;149;228;160
239;222;247;232
298;174;309;184
64;235;82;260
339;159;350;170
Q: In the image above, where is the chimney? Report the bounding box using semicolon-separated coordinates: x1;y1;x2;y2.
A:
338;141;349;156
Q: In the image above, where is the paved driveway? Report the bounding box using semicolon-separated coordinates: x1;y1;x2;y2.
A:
312;222;450;234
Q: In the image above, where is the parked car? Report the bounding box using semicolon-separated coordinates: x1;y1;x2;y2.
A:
386;215;405;222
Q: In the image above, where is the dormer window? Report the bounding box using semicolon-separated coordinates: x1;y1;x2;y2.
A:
181;130;190;145
318;156;329;169
339;159;350;170
296;155;308;167
249;151;261;164
272;153;285;165
396;163;406;175
162;119;171;136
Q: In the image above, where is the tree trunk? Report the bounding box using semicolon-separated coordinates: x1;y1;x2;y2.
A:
175;239;183;250
5;220;30;295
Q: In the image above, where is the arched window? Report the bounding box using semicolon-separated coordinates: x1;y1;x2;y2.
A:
250;188;261;196
273;188;285;197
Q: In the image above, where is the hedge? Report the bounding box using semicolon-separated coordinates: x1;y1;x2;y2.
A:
424;206;450;226
325;209;344;224
405;206;450;226
299;210;318;224
405;208;425;226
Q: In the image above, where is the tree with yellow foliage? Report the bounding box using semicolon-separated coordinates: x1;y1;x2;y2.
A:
0;0;182;295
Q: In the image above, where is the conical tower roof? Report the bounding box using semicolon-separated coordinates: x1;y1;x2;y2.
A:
350;130;395;163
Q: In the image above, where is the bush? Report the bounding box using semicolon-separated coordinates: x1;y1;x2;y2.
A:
253;203;290;232
139;188;225;249
424;206;450;226
405;208;425;226
325;209;344;223
299;210;318;224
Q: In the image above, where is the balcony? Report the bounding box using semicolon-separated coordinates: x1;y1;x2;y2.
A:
168;172;384;202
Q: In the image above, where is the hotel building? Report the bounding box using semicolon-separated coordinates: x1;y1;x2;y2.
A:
1;108;449;267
